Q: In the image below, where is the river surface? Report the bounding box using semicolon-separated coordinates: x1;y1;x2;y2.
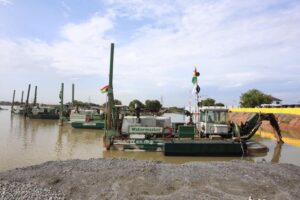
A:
1;107;300;172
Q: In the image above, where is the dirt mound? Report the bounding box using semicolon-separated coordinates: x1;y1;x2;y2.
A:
1;158;300;200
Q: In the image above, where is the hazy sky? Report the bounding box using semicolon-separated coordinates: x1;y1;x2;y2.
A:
0;0;299;106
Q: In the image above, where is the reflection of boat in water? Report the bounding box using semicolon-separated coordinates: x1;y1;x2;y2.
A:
256;130;300;147
70;110;105;129
271;143;283;163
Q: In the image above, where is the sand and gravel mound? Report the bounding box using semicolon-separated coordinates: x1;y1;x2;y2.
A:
1;158;299;200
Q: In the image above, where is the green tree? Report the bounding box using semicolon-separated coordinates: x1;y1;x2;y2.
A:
102;99;122;107
128;99;145;109
200;98;216;106
168;106;184;113
215;102;224;106
240;89;272;108
145;100;162;113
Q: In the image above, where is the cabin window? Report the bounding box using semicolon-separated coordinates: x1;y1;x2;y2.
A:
207;111;215;123
219;111;227;124
200;111;206;122
213;111;227;124
206;111;227;124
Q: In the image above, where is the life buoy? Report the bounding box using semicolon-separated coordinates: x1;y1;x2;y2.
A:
163;127;173;138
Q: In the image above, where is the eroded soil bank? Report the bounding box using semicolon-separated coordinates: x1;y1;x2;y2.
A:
229;113;300;137
1;158;300;200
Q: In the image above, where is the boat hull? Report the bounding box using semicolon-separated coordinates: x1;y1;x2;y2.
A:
27;113;59;119
112;139;165;151
71;121;105;129
164;140;245;156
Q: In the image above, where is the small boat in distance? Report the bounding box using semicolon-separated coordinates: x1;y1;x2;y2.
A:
70;109;105;129
27;105;60;119
0;106;8;110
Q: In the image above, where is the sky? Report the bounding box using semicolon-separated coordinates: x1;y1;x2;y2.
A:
0;0;300;107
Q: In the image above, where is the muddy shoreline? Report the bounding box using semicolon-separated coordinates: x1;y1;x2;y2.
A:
1;158;300;200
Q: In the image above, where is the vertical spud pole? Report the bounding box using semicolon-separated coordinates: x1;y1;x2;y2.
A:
11;90;15;114
59;83;64;126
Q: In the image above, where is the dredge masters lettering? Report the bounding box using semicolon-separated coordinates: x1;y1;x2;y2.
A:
129;126;163;134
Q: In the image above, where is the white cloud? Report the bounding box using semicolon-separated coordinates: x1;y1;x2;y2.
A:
1;0;300;104
0;0;12;6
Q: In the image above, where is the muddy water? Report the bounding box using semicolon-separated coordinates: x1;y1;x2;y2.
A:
1;107;300;172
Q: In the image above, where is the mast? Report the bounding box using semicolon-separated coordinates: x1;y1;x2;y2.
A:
21;90;24;104
25;84;31;116
11;90;15;113
33;86;37;106
59;83;64;126
72;83;75;107
107;43;115;130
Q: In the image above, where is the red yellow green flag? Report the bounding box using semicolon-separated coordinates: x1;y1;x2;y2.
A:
100;85;109;93
192;67;200;84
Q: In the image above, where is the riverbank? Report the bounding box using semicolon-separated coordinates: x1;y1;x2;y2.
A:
1;158;299;200
229;112;300;138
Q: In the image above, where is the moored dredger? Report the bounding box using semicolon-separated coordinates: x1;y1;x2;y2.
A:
103;43;283;156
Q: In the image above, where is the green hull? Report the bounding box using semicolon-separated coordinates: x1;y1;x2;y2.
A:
164;140;244;156
114;139;165;151
71;121;105;129
27;113;59;119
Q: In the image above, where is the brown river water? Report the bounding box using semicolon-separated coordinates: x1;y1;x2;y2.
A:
1;107;300;172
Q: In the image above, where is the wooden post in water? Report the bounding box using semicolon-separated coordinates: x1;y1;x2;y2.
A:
59;83;64;126
11;90;15;113
72;83;75;107
25;84;31;117
33;86;37;106
21;90;24;104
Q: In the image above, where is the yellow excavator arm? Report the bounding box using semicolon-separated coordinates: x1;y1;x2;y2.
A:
233;113;284;143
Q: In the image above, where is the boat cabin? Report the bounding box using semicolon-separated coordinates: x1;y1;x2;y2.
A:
198;107;230;136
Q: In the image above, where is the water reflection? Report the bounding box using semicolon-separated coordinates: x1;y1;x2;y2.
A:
271;143;283;163
55;126;103;160
102;150;255;164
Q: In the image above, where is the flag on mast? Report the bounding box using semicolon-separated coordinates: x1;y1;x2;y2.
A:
100;85;109;93
192;67;200;84
192;67;200;95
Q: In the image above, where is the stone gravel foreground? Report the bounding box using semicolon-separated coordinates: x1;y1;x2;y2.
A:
0;158;300;200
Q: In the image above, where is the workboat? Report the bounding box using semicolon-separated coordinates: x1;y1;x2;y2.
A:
0;106;8;110
12;105;25;114
108;106;282;156
112;115;172;151
102;43;283;156
70;109;105;129
27;106;59;119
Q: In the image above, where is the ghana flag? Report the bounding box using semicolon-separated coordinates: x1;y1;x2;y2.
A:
192;67;200;84
100;85;109;93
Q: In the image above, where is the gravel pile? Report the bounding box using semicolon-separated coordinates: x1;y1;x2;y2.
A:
0;158;299;200
0;181;64;199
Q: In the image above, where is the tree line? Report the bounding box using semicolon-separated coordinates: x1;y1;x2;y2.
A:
0;89;276;109
199;89;274;108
